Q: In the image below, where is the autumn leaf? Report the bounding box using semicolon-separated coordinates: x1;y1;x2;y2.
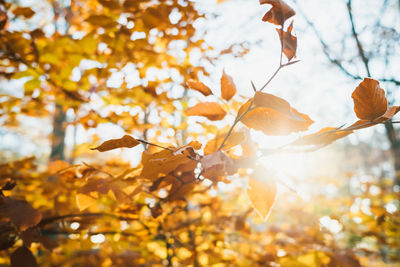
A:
10;246;38;267
13;7;35;18
185;102;227;121
247;168;277;220
187;79;213;96
76;193;97;211
345;106;400;131
260;0;295;26
254;91;292;116
238;99;313;135
204;131;245;154
0;197;42;231
91;135;140;152
221;70;237;101
293;127;353;147
201;151;237;182
351;78;388;121
276;21;297;60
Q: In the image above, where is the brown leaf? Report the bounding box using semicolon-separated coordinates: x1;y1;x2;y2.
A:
187;79;213;96
351;78;388;121
201;151;237;182
247;168;277;220
345;106;400;131
11;246;38;267
260;0;295;26
0;197;42;232
221;70;237;101
92;135;140;152
276;21;297;60
185;102;226;121
13;7;35;18
293;127;353;147
239;99;313;135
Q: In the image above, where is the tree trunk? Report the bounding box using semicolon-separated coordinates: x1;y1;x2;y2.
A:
50;104;66;161
384;122;400;185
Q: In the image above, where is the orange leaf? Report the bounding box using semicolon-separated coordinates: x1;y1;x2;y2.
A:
276;21;297;60
293;127;353;147
260;0;295;26
187;79;213;96
201;151;236;182
351;78;388;121
345;106;400;131
247;171;277;220
238;99;313;135
91;135;140;152
185;102;226;121
204;131;245;154
254;91;292;116
221;70;237;101
76;193;97;211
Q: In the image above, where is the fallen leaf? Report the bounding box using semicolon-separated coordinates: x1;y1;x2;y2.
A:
187;80;213;96
92;135;140;152
221;70;237;101
260;0;295;26
351;78;387;121
185;102;227;121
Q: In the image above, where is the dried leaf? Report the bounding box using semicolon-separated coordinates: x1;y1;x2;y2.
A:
185;102;226;121
92;135;140;152
187;79;213;96
201;151;236;182
221;70;237;101
10;246;38;267
276;21;297;60
260;0;295;26
247;169;277;220
351;78;388;121
0;197;42;231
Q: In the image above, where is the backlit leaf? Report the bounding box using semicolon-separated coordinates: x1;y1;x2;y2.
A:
91;135;140;152
185;102;226;121
293;127;353;147
221;70;237;101
351;78;387;121
187;79;213;96
247;171;277;220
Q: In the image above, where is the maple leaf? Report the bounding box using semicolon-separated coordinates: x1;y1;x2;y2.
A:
351;78;388;121
260;0;295;26
91;135;140;152
185;102;227;121
187;79;213;96
276;21;297;60
221;70;237;101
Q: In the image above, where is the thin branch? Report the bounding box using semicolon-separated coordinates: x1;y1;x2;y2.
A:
346;0;371;77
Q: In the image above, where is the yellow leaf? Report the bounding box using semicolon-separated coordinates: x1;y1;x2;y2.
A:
247;174;276;220
76;193;97;211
